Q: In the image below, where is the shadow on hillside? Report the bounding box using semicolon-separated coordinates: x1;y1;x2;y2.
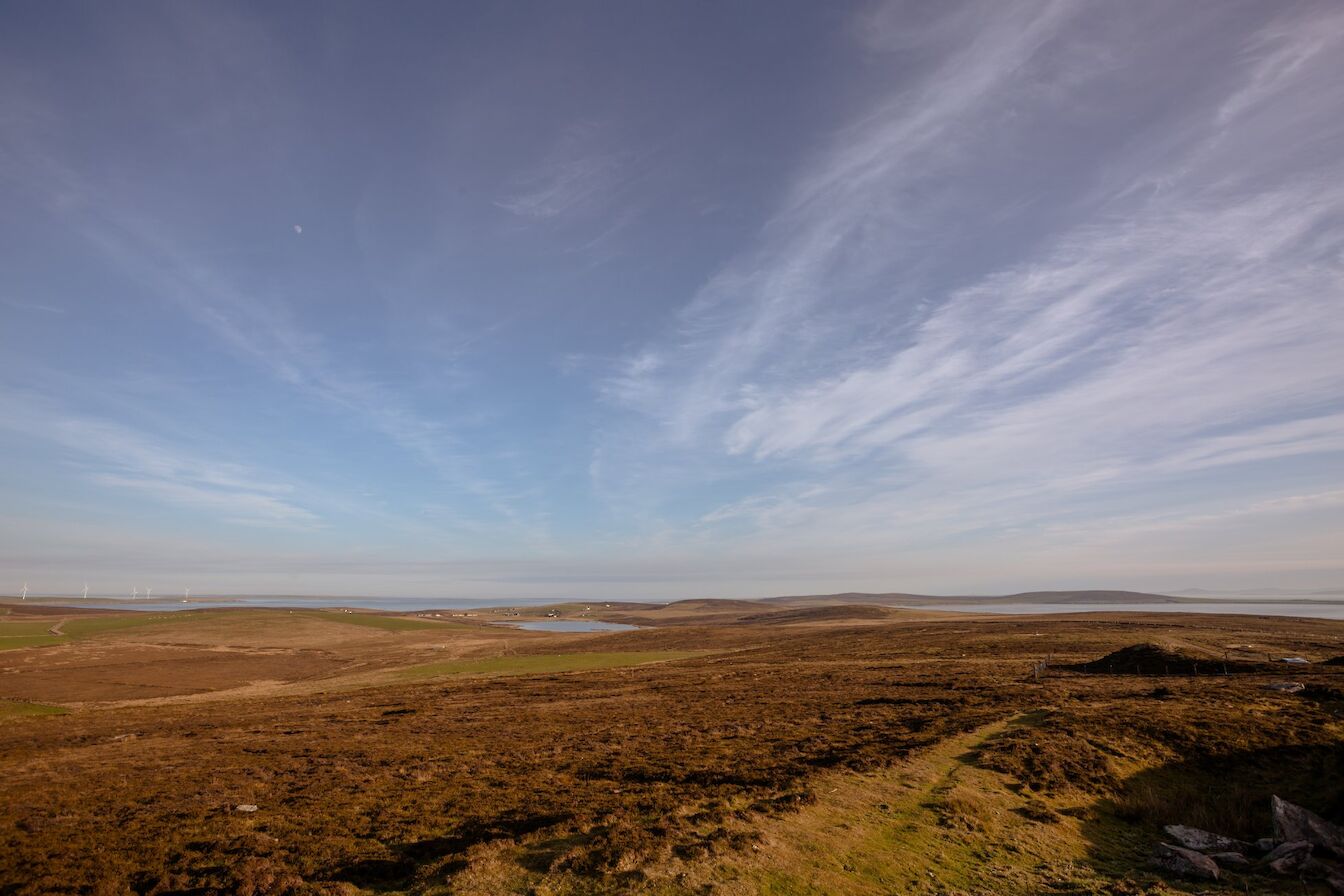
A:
329;812;572;891
1080;742;1344;878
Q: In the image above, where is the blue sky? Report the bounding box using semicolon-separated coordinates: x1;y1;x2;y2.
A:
2;1;1342;599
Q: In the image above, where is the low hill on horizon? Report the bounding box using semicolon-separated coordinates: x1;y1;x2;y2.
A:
761;589;1184;607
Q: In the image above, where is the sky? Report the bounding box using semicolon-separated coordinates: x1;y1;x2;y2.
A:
2;0;1343;600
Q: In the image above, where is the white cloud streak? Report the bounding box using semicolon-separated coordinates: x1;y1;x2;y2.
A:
70;211;536;528
0;392;321;529
605;0;1344;560
495;122;634;222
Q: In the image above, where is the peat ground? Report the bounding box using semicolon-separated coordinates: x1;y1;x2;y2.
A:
1;601;1342;894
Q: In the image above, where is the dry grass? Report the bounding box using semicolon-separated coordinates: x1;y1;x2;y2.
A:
395;650;710;680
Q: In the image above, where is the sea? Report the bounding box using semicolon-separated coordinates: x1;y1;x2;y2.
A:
901;599;1344;620
12;593;1344;620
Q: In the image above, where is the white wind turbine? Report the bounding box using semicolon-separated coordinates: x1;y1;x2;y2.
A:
145;586;152;600
131;586;138;600
183;587;190;603
20;582;27;600
82;583;89;600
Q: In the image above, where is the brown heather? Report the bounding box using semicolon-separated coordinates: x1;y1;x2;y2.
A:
1;601;1342;894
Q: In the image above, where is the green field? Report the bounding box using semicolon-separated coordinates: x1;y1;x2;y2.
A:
397;650;706;680
0;607;460;650
11;612;221;636
0;700;67;719
300;610;465;632
59;613;216;637
0;611;222;649
0;621;58;636
0;634;63;651
0;621;63;651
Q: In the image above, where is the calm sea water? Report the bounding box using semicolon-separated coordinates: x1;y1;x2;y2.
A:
17;595;566;613
903;601;1344;620
14;595;1344;621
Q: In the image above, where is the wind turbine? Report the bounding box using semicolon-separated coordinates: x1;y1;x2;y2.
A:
145;586;153;600
183;587;190;603
20;582;27;600
131;586;138;600
82;583;89;600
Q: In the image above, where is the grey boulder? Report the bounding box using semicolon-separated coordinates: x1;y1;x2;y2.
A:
1163;824;1248;853
1152;843;1220;880
1263;840;1313;875
1210;851;1251;870
1302;858;1336;880
1272;795;1344;858
1264;682;1305;693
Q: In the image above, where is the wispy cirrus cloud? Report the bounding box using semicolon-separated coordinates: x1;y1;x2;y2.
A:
0;11;533;532
4;0;1342;596
0;392;320;529
603;0;1344;556
1;298;65;314
744;181;1344;470
67;209;538;528
495;122;635;222
604;0;1081;439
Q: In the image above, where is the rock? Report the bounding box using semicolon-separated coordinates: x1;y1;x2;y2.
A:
1302;858;1336;879
1327;872;1344;895
1264;682;1305;693
1210;851;1251;870
1272;795;1344;857
1263;840;1312;874
1151;843;1220;880
1163;824;1247;853
235;804;259;813
1255;837;1278;855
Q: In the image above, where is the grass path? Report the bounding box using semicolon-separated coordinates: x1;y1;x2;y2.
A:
700;710;1116;896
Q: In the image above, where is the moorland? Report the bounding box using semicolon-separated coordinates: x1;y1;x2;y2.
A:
2;595;1343;895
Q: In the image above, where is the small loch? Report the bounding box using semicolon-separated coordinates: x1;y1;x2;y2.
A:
502;619;640;633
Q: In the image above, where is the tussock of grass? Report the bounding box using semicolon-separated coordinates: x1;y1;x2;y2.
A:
398;650;705;680
979;717;1120;795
